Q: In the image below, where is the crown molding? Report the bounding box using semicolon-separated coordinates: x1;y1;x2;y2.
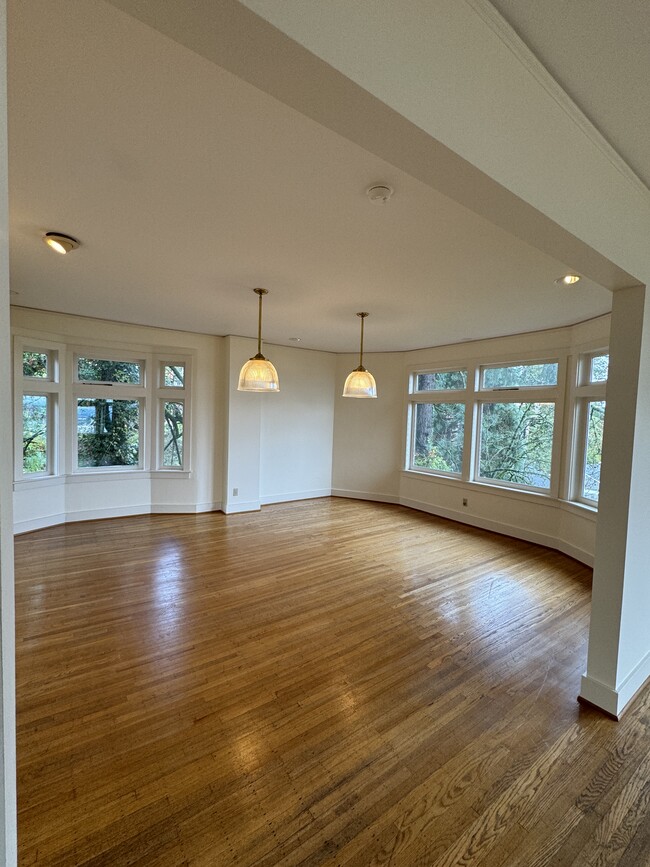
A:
465;0;650;202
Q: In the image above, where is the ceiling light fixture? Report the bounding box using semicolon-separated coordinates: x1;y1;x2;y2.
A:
342;312;377;398
556;273;581;285
43;232;80;254
237;288;280;392
366;184;394;204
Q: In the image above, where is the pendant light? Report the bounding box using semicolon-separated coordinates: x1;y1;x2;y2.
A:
237;288;280;392
342;312;377;398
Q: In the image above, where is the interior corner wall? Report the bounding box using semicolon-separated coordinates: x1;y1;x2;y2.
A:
259;345;336;505
331;352;404;501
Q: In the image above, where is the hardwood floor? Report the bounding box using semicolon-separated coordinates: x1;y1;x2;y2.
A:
15;498;650;866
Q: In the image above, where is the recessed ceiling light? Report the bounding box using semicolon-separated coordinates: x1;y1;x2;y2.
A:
43;232;80;254
366;184;394;204
556;274;581;285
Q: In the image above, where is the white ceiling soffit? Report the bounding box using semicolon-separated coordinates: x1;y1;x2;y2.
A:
488;0;650;193
7;0;622;352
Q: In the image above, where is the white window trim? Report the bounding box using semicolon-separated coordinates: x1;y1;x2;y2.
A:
154;355;191;471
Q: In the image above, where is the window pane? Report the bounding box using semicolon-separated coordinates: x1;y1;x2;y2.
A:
162;401;184;467
479;402;555;488
590;354;609;383
416;370;467;391
77;399;140;467
163;364;185;388
412;403;464;474
482;362;558;389
23;351;48;378
23;395;48;474
583;401;605;501
77;357;142;384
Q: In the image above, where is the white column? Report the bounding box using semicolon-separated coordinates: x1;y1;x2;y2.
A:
0;0;18;860
581;284;650;716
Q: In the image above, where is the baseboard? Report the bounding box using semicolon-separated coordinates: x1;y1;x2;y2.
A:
14;503;224;533
555;539;594;567
152;502;222;514
221;500;261;514
331;489;399;505
260;489;331;506
14;513;67;534
579;653;650;719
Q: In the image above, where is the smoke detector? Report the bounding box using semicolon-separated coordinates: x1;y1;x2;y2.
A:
366;184;394;204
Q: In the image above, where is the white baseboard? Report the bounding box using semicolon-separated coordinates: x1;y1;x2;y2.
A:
556;540;594;567
14;513;67;534
14;502;224;533
582;649;650;718
331;489;399;504
260;488;331;506
221;500;261;514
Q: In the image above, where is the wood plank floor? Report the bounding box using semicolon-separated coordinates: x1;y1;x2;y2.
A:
14;498;650;866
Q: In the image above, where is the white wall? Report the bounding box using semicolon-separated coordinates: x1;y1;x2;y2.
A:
260;344;336;504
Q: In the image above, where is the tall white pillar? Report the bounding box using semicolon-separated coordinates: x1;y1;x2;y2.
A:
581;284;650;717
0;0;18;860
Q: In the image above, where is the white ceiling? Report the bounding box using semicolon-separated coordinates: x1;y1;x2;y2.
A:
6;0;624;352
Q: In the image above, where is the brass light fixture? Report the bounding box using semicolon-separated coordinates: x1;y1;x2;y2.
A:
237;288;280;392
342;312;377;398
43;232;80;254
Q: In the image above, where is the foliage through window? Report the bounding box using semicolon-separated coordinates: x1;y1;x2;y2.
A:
23;351;49;379
163;364;185;388
77;399;141;468
22;395;49;474
416;370;467;391
478;402;555;489
162;401;184;467
583;401;605;501
77;357;142;385
482;362;558;389
412;403;464;474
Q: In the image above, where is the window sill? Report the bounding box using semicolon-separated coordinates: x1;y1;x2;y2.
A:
15;470;191;488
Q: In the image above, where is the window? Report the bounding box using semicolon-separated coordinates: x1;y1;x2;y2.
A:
15;340;193;480
408;358;562;494
408;369;468;477
478;402;555;489
77;398;141;468
15;343;60;478
22;394;49;474
157;360;189;470
573;351;608;504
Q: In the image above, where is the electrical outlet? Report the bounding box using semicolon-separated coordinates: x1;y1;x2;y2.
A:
462;498;468;507
232;487;238;496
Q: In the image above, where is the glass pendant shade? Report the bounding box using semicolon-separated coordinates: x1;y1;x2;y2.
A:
237;287;280;392
343;311;378;398
238;356;280;391
342;367;377;398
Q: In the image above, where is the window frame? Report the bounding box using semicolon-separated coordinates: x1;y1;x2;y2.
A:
570;350;608;505
407;367;470;479
14;339;63;480
154;356;191;471
406;356;565;497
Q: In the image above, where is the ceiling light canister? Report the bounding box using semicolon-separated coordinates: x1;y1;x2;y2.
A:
556;274;581;285
343;312;377;398
238;288;280;392
43;232;80;254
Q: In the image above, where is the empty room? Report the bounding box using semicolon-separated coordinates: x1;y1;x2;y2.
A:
2;1;650;865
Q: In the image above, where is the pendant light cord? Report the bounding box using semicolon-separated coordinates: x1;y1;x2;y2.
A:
357;312;368;371
253;287;268;360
